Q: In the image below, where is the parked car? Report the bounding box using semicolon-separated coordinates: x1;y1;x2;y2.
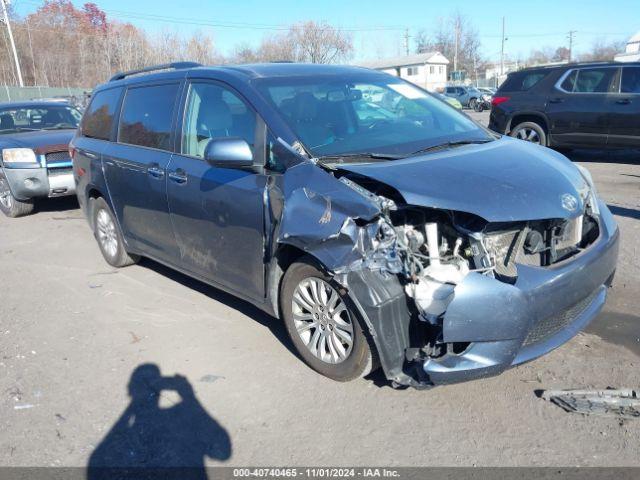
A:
444;85;484;109
490;62;640;148
434;92;463;110
477;87;496;96
72;62;618;389
0;101;81;217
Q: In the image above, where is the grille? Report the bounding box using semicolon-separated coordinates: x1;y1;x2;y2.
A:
523;289;600;346
45;151;70;164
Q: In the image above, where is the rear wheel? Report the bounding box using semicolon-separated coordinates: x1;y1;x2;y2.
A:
280;258;376;381
92;197;139;267
0;172;34;218
469;98;478;110
510;121;547;146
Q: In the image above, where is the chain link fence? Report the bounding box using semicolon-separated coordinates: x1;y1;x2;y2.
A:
0;85;90;106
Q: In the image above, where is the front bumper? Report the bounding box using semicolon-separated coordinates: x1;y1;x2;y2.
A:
2;166;75;201
346;200;619;388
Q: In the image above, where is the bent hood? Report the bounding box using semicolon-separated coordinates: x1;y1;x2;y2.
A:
336;136;589;222
0;129;75;154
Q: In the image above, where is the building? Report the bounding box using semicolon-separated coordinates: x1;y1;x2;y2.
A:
615;31;640;62
357;52;449;92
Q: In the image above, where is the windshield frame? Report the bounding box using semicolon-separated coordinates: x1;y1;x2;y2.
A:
0;104;81;135
253;73;493;161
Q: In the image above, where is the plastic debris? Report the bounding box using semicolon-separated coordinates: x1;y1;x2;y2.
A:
541;389;640;419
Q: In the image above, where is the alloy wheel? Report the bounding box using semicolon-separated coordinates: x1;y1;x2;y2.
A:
291;277;354;364
96;209;118;258
516;127;541;144
0;176;13;210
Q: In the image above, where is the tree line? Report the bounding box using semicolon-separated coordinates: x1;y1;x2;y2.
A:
0;1;628;89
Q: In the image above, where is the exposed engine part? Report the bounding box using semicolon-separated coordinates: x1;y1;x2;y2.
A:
398;222;470;322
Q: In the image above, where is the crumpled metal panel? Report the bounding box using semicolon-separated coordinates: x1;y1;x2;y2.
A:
541;389;640;419
276;162;382;271
442;272;530;343
337;137;589;222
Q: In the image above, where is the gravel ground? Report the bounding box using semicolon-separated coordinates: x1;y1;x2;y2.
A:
0;114;639;467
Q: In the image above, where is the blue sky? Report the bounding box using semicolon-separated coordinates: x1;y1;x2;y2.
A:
14;0;640;62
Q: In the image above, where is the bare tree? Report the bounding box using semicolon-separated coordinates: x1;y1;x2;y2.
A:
415;13;483;77
579;38;625;62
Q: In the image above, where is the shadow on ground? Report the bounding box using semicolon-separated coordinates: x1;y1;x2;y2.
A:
87;363;231;480
139;258;299;360
565;148;640;165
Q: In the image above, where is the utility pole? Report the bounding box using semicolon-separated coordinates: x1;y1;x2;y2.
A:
567;30;576;62
500;16;506;76
453;22;459;74
0;0;23;87
404;28;410;56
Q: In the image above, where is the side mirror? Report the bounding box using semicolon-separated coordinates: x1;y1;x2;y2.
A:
204;137;254;169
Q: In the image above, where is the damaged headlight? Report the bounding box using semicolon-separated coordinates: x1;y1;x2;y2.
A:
576;164;600;216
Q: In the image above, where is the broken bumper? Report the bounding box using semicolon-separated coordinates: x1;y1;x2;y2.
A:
3;166;75;200
346;200;619;388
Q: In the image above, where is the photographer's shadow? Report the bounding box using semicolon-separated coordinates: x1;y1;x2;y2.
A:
87;364;231;480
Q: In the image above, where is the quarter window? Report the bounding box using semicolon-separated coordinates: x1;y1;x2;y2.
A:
182;83;256;158
621;67;640;94
81;88;122;140
562;68;617;93
118;83;179;150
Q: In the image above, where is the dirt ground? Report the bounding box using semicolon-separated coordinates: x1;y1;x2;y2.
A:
1;117;639;467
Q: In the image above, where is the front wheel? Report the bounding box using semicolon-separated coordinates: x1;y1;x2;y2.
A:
92;197;139;268
509;121;547;146
0;172;34;218
469;98;478;110
280;259;376;381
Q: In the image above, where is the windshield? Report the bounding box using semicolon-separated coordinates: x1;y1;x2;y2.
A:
0;105;81;134
255;74;491;159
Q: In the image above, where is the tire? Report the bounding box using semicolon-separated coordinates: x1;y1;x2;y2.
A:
92;197;139;268
510;121;547;146
0;171;34;218
280;258;376;382
473;101;483;112
469;98;478;110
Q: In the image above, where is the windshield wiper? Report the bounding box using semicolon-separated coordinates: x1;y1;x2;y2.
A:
409;139;493;156
0;127;39;133
42;125;76;130
316;152;404;164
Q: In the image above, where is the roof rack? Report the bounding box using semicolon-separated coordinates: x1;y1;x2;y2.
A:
109;62;202;82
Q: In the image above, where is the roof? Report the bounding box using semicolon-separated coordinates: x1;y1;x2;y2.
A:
514;60;640;73
221;62;375;78
357;52;449;70
628;30;640;44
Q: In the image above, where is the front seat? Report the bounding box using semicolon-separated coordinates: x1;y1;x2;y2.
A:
291;92;332;149
0;114;15;130
196;99;233;157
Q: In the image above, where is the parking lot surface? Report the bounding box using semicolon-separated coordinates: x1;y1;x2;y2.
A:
1;111;639;466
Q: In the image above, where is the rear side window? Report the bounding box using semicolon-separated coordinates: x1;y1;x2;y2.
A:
81;88;122;140
500;70;548;92
118;83;180;150
561;68;618;93
621;67;640;94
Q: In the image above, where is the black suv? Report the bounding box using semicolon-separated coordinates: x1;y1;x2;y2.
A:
489;62;640;148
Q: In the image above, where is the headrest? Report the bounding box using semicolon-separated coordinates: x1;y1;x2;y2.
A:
293;92;320;122
0;114;15;130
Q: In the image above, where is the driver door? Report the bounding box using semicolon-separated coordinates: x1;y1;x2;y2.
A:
166;80;267;300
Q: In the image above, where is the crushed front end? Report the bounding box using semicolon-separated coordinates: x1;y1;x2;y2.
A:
328;174;618;388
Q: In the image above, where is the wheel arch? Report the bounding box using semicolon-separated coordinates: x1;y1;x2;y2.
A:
507;111;550;135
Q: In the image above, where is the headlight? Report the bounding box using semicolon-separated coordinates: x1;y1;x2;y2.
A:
2;148;39;168
576;164;600;216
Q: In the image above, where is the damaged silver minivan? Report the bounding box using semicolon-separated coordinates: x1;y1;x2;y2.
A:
72;63;619;388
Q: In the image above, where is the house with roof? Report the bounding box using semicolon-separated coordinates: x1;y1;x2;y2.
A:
357;52;449;92
615;31;640;62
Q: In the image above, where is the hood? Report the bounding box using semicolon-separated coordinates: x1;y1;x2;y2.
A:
0;129;75;154
336;136;589;222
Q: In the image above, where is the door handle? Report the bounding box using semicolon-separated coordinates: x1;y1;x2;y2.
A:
147;165;165;179
548;98;564;104
168;169;187;184
616;98;632;105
